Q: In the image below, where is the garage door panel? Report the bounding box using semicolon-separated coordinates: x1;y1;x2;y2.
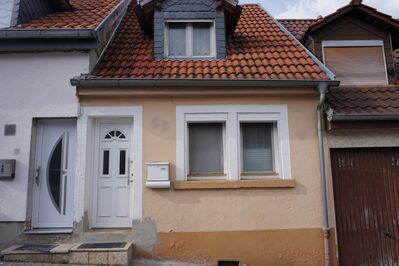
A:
331;148;399;266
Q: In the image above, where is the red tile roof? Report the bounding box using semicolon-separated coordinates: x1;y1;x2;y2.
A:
327;86;399;117
21;0;121;29
92;3;330;80
278;19;315;40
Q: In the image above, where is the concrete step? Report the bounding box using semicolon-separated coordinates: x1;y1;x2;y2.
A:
1;242;133;266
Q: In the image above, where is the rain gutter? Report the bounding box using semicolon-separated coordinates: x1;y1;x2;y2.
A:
329;114;399;122
70;77;340;88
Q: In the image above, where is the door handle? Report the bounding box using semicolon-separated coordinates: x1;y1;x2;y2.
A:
34;166;40;186
127;158;132;186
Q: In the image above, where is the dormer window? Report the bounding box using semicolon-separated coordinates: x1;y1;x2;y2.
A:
165;21;216;59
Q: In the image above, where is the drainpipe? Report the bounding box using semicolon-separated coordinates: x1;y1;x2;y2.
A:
317;82;330;266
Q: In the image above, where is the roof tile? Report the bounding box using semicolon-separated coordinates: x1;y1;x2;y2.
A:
327;86;399;116
92;3;330;80
20;0;121;29
278;19;316;40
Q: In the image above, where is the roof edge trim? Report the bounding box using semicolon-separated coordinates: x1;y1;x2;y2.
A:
265;6;337;80
70;77;340;88
0;29;97;39
95;0;130;32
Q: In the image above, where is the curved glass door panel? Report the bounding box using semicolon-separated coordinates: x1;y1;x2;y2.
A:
47;136;64;214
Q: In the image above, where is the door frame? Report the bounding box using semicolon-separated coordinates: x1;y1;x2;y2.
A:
92;118;134;228
76;106;143;229
31;118;77;229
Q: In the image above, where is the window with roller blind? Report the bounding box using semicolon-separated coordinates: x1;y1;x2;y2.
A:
322;40;388;85
176;106;292;181
188;122;225;176
240;123;275;174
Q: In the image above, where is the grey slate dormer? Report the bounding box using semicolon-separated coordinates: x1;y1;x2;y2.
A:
153;0;227;60
0;0;74;28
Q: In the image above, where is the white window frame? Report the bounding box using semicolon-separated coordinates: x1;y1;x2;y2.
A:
176;105;292;181
321;40;389;85
164;20;216;59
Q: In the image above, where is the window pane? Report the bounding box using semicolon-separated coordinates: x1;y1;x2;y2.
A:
241;123;273;172
119;150;126;175
168;23;186;56
193;22;211;56
189;123;224;174
103;150;110;175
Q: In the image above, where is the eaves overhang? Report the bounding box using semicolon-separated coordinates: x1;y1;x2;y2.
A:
71;77;340;88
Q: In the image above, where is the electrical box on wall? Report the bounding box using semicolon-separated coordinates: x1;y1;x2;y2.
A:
0;159;16;179
146;162;170;188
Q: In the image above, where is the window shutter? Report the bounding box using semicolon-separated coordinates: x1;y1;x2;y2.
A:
188;123;224;174
324;46;387;85
241;123;273;172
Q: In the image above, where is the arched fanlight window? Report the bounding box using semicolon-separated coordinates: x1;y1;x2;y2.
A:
104;130;126;140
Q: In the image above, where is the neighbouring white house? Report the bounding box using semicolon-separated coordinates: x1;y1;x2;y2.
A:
0;0;128;249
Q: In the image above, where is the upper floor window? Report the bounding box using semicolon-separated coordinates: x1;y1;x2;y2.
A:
322;40;388;86
165;21;216;59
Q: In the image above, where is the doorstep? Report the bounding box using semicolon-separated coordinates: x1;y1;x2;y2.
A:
1;242;133;265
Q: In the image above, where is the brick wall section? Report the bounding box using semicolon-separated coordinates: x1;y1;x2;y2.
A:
153;0;226;60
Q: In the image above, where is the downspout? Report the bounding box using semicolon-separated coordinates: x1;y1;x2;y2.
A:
317;82;330;266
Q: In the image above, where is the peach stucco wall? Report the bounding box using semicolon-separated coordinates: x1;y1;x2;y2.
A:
82;92;324;233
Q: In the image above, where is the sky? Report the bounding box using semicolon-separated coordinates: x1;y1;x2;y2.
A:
239;0;399;19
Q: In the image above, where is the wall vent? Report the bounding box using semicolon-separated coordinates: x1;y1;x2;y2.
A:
217;261;240;266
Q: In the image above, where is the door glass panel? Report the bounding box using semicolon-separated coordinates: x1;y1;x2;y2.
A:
119;150;126;175
103;150;110;175
48;137;63;213
105;130;126;140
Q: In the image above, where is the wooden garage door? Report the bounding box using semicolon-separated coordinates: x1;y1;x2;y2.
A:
331;148;399;266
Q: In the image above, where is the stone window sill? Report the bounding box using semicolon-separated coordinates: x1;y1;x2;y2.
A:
173;179;296;190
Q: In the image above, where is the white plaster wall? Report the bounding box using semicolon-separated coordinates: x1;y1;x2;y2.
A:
0;52;90;221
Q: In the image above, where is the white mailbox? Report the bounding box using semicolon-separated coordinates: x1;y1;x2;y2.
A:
146;162;170;188
0;159;16;180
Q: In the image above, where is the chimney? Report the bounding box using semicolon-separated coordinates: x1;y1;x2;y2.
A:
351;0;363;6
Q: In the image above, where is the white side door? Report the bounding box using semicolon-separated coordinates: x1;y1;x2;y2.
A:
32;119;76;229
92;121;132;228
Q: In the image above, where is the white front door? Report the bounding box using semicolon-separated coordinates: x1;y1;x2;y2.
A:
92;121;132;228
32;119;76;229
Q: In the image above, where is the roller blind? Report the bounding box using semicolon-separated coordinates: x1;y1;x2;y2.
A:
241;123;273;172
324;46;387;85
188;123;224;174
